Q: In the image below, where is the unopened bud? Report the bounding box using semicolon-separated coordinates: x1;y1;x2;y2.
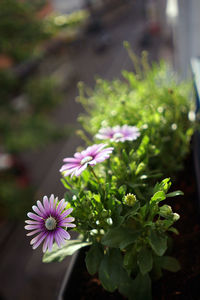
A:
106;218;113;225
159;205;172;217
101;209;109;218
173;213;180;221
124;193;137;206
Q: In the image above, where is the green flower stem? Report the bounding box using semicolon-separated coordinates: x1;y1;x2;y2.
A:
89;166;100;184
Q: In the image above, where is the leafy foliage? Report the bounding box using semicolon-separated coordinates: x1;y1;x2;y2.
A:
43;238;91;263
43;53;194;299
0;0;50;62
77;55;194;177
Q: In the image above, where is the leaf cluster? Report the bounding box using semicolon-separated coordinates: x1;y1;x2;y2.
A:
0;0;50;62
44;55;193;299
78;60;195;176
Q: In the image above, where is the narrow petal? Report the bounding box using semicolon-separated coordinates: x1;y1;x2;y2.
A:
42;234;50;253
30;232;44;245
60;164;78;173
37;200;46;216
56;199;66;214
26;228;41;236
47;233;54;252
74;164;87;176
60;222;76;228
60;163;79;172
32;233;46;250
25;220;40;225
27;213;42;221
25;224;42;230
63;167;78;177
63;157;80;163
60;213;74;221
49;194;55;214
63;216;74;222
32;205;45;218
58;228;71;240
43;196;50;213
54;232;64;248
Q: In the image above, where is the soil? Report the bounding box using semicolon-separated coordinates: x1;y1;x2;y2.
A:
63;150;200;300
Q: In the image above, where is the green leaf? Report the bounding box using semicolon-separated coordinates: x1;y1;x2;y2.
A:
148;229;167;256
131;273;152;300
101;227;140;249
99;249;131;294
135;162;146;175
124;248;138;271
122;149;129;164
85;244;104;275
153;178;171;194
166;190;184;198
99;255;117;292
150;191;166;204
127;202;140;217
158;256;181;272
60;178;71;190
43;239;91;263
137;248;153;275
118;185;127;196
160;178;171;192
168;227;179;235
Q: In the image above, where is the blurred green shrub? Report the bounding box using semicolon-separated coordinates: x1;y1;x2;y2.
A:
0;0;50;62
0;71;69;219
44;9;89;36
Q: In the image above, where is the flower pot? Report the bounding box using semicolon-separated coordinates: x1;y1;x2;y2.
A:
191;57;200;212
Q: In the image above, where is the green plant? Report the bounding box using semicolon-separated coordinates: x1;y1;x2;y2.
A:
35;50;194;299
0;0;50;62
77;50;194;176
44;9;89;36
0;74;67;153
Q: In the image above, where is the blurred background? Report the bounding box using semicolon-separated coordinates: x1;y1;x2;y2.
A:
0;0;199;299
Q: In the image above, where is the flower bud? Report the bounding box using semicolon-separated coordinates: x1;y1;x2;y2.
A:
159;205;172;217
173;213;180;222
124;193;137;206
101;209;109;218
106;218;113;225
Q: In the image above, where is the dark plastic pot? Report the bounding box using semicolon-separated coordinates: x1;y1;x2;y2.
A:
191;57;200;211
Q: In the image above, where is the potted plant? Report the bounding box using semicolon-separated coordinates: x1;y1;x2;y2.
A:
25;48;196;299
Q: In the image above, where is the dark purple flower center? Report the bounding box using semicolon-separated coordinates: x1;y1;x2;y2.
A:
80;155;93;165
45;216;57;230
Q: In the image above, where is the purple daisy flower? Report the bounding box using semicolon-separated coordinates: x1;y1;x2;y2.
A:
25;195;76;252
60;143;113;177
96;125;140;142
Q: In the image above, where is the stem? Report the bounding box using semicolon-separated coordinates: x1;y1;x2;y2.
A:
89;166;100;184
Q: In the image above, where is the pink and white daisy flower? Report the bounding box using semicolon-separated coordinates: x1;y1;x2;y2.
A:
96;125;140;142
25;195;76;252
60;143;113;177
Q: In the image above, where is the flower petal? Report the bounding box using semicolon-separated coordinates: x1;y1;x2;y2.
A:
27;212;42;222
32;233;46;250
47;233;54;252
26;228;41;236
60;209;73;220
